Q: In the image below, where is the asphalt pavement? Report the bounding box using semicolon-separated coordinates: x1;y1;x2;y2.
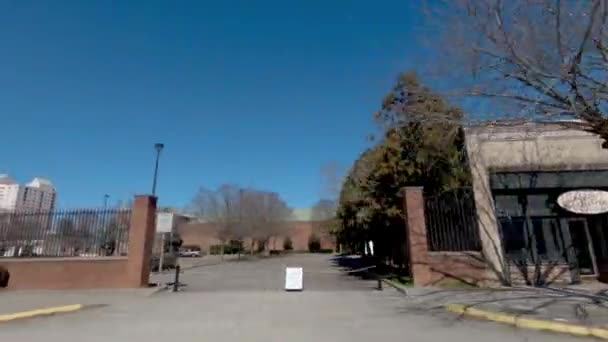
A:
153;253;376;292
0;254;590;341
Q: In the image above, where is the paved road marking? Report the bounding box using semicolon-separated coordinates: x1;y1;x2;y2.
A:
0;304;84;323
447;303;608;340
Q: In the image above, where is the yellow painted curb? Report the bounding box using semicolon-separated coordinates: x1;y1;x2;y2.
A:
446;304;608;339
0;304;84;323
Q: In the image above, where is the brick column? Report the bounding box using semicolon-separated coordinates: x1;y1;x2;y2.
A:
403;187;432;286
126;195;157;288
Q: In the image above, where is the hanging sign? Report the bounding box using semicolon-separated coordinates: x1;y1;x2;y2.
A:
557;190;608;215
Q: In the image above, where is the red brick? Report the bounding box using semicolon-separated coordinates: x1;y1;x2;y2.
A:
0;195;157;290
403;187;432;286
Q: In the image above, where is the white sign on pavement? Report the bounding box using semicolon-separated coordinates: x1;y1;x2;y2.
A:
285;267;303;291
156;212;174;233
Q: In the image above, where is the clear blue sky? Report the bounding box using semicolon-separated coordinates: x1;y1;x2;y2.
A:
1;0;426;209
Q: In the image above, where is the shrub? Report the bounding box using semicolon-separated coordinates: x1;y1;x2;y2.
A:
308;234;321;253
209;245;224;255
283;237;293;251
256;241;266;253
209;242;244;255
318;249;333;254
228;240;244;254
269;250;281;256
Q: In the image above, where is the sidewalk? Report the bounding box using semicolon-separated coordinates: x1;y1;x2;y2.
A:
0;256;245;316
400;285;608;329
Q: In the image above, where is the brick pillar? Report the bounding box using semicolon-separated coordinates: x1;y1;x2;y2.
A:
127;195;157;288
403;187;432;286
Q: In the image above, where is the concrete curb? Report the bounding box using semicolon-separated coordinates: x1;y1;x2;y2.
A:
0;304;86;323
446;303;608;339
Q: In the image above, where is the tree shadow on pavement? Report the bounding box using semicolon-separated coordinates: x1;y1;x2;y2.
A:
329;254;411;290
330;255;380;280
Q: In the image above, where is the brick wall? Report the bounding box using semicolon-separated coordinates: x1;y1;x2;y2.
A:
0;257;130;290
178;222;222;251
404;187;433;286
178;221;335;253
404;187;490;286
404;187;574;286
427;252;490;286
0;195;157;291
426;253;571;286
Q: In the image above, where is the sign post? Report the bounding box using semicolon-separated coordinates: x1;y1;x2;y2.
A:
159;233;166;272
156;213;174;273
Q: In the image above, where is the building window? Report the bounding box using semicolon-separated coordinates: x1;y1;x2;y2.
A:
496;194;566;262
499;217;526;255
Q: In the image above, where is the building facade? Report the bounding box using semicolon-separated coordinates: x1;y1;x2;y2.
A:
0;175;56;212
465;122;608;284
177;208;335;253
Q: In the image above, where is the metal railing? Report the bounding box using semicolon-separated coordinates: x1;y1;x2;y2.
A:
0;208;131;258
424;188;482;251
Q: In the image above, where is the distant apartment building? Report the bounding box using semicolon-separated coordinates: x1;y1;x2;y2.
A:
0;175;56;212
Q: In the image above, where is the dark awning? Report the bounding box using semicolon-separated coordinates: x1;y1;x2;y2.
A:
491;170;608;190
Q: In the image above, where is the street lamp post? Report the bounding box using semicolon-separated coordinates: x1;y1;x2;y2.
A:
151;143;166;274
152;143;164;196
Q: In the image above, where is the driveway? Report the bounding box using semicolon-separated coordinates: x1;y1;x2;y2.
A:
153;253;375;292
0;254;589;341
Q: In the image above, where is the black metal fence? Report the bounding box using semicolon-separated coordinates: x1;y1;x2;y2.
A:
0;208;131;258
424;188;482;251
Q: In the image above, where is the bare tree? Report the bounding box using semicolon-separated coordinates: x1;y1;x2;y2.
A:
320;162;346;200
425;0;608;144
240;189;291;253
315;163;344;246
311;199;336;244
191;184;243;258
191;185;292;255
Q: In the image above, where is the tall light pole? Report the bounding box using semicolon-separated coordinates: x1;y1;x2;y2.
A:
152;143;164;196
152;143;165;273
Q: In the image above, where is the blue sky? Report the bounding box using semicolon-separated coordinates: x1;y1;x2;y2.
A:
1;0;426;209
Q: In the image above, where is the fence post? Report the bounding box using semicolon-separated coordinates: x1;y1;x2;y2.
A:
172;265;180;292
126;195;157;288
403;187;432;286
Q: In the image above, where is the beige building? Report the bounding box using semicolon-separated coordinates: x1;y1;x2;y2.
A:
0;175;56;212
465;121;608;283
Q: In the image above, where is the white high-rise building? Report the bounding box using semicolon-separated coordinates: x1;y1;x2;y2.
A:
0;175;56;212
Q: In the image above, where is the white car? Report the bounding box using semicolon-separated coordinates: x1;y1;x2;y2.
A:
179;249;202;257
